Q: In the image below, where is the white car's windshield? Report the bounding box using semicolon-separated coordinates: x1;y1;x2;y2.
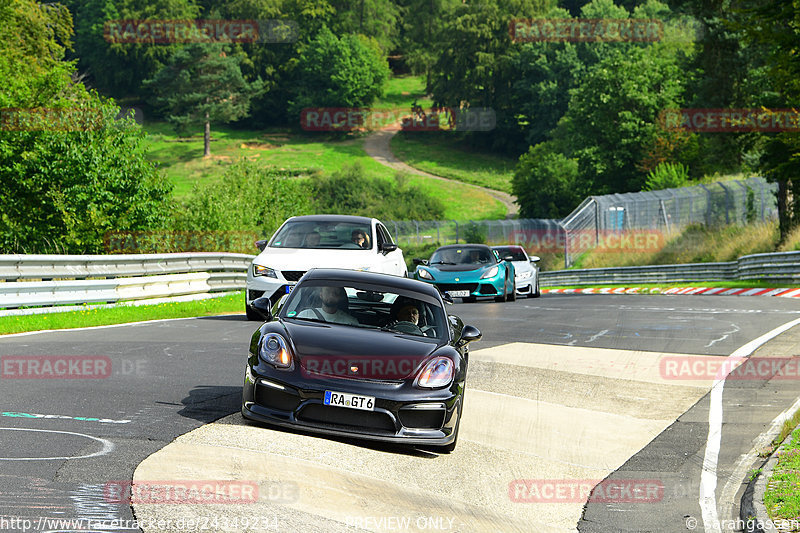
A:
270;221;373;250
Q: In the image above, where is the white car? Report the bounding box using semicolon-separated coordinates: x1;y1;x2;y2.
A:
492;245;541;298
245;215;407;320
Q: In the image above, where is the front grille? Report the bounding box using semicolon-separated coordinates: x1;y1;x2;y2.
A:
298;404;396;433
478;284;498;295
255;384;301;412
281;271;306;282
248;289;265;301
436;283;478;293
398;408;445;429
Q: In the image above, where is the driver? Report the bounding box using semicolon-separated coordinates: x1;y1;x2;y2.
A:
297;286;358;325
395;303;419;325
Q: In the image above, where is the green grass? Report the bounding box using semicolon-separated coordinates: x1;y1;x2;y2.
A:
0;293;245;335
765;425;800;522
390;132;517;193
374;74;433;111
142;122;506;220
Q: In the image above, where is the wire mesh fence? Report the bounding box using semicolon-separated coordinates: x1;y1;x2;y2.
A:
388;177;778;267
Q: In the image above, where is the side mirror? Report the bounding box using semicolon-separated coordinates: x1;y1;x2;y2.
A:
380;242;398;254
251;297;273;321
458;325;482;345
255;239;268;252
529;255;541;263
440;291;454;305
413;258;429;266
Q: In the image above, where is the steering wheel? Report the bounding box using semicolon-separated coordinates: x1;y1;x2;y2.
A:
420;325;438;336
391;321;423;335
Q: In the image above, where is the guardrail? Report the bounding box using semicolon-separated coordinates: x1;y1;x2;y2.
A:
0;253;254;310
540;251;800;286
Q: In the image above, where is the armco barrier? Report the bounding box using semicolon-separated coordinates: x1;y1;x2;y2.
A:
0;253;254;310
540;251;800;286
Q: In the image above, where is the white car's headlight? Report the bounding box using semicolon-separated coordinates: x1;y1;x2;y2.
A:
481;266;499;279
418;268;433;280
253;264;277;278
259;333;292;368
516;271;532;280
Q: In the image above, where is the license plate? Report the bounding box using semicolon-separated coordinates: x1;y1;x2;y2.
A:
324;390;375;411
448;290;470;298
285;284;295;294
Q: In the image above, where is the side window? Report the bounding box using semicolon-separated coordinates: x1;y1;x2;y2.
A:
377;224;394;245
375;225;386;248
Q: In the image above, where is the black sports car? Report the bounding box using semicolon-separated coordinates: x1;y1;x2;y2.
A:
241;268;482;452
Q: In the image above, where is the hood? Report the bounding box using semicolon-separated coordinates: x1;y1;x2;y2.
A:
428;263;483;272
511;261;534;274
254;247;374;272
283;320;442;380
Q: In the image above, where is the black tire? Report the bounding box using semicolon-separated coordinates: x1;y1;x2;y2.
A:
462;296;476;303
530;277;541;298
438;407;461;453
494;276;509;302
508;281;517;301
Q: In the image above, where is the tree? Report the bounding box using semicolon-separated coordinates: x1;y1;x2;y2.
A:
0;0;172;253
731;0;800;241
512;143;583;218
145;42;263;157
288;26;389;120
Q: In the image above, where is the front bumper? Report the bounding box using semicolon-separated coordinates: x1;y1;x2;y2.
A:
417;277;505;298
246;270;295;307
241;367;460;446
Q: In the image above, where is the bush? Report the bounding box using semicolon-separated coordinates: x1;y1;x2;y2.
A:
310;163;444;220
642;162;690;191
174;159;314;243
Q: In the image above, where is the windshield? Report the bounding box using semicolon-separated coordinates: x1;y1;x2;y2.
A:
430;247;495;265
493;246;528;262
270;221;373;250
281;281;446;339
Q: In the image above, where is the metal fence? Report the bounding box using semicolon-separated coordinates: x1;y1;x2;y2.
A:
389;177;778;267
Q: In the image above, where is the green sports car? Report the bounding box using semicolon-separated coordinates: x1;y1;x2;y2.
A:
413;244;516;303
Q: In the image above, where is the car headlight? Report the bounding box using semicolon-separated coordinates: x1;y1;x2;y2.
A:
517;271;532;280
259;333;292;368
417;268;433;280
415;357;454;388
480;266;499;279
253;264;277;278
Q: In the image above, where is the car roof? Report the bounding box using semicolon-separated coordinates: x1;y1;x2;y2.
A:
284;214;375;224
434;244;492;251
302;269;441;298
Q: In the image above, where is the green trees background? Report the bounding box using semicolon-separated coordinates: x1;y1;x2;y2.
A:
2;0;799;252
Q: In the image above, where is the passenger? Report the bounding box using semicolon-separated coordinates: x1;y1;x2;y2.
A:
304;231;321;247
297;286;358;325
351;229;369;249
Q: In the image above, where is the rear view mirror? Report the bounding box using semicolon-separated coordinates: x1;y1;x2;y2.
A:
380;242;398;254
413;258;429;266
529;255;541;263
458;325;482;345
255;239;268;252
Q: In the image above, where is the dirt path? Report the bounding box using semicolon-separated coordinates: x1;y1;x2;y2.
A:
363;125;519;217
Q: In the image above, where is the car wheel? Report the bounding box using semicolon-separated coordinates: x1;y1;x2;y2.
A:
508;281;517;301
494;276;508;302
462;296;476;303
438;406;461;453
530;277;541;298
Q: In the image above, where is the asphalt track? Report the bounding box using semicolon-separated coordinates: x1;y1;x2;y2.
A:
0;294;798;532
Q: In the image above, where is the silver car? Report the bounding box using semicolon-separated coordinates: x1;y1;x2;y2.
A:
492;245;540;298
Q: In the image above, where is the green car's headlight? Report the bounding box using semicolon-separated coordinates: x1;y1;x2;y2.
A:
481;266;499;279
